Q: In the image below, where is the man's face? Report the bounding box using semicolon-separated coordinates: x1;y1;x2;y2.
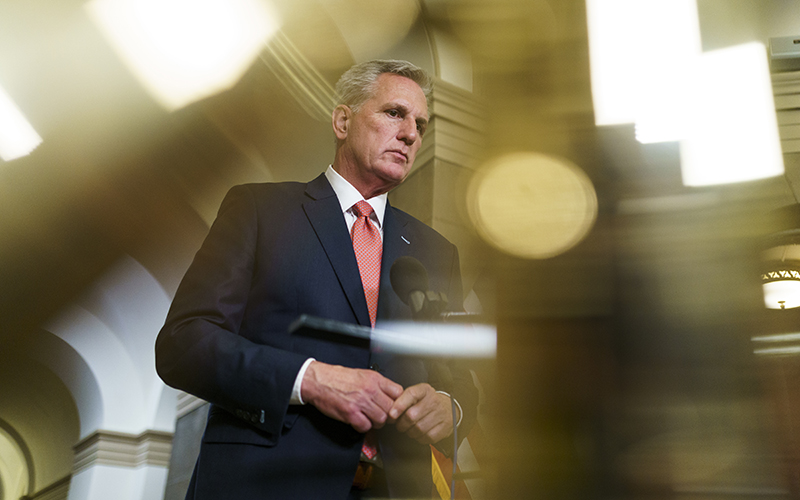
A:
335;73;429;197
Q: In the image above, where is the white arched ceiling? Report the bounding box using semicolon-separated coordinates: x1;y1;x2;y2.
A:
45;306;144;435
19;330;103;438
44;255;176;436
76;257;173;417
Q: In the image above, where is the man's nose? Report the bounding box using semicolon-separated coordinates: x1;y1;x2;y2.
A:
397;118;418;145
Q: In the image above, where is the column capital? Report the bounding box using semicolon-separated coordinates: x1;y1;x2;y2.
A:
73;429;173;474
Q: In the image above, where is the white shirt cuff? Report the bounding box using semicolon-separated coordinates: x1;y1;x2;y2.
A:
290;358;316;405
435;390;463;427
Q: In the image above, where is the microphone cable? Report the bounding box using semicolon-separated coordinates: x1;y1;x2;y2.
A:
449;393;457;500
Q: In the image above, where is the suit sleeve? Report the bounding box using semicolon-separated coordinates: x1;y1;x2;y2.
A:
155;185;307;440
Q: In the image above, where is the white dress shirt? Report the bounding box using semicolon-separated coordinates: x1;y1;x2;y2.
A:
289;166;388;404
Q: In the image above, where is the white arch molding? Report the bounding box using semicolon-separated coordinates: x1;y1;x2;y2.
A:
0;421;32;500
40;255;178;500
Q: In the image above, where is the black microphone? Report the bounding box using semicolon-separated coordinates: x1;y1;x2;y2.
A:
389;255;428;314
389;256;448;321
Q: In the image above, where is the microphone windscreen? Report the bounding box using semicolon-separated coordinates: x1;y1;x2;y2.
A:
390;256;429;305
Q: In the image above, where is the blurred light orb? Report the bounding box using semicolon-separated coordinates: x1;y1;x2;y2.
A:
87;0;280;110
0;85;42;162
468;152;598;259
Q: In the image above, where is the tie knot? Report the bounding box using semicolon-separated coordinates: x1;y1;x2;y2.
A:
352;200;374;219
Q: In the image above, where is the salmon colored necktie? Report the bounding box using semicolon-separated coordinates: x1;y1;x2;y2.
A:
350;200;382;328
350;200;382;460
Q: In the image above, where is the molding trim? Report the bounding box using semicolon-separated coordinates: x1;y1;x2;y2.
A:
415;78;487;173
176;391;208;419
260;31;337;122
73;430;173;474
23;475;70;500
431;79;487;133
0;416;36;498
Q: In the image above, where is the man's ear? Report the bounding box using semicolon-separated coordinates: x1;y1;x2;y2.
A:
332;105;350;141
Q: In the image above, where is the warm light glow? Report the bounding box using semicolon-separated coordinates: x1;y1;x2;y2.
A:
586;0;701;131
752;332;800;342
467;153;598;259
86;0;280;110
763;280;800;309
375;322;496;358
634;71;691;144
588;4;783;185
680;42;784;186
0;85;42;161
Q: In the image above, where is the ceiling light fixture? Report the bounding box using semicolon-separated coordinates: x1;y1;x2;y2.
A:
762;266;800;310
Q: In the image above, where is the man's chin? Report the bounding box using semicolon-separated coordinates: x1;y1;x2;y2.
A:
377;165;411;186
384;174;410;191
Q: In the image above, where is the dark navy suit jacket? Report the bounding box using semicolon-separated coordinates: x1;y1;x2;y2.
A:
156;174;477;499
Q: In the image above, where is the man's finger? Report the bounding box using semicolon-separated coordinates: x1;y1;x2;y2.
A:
394;399;436;433
361;393;398;428
349;413;372;434
388;383;429;421
391;388;455;444
302;362;404;431
403;410;446;441
379;376;404;400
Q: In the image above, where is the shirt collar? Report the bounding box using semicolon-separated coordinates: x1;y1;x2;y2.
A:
325;165;387;226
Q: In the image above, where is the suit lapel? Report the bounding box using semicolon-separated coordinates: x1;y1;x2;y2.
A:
303;174;371;327
374;202;426;391
377;202;413;322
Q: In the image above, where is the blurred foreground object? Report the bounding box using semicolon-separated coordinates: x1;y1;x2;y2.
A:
586;0;701;139
376;321;496;358
86;0;280;110
587;0;783;186
679;42;784;186
0;84;42;161
467;152;597;260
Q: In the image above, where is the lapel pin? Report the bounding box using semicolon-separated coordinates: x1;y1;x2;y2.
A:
401;236;411;245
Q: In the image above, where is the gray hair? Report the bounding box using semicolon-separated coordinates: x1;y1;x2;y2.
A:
335;59;433;112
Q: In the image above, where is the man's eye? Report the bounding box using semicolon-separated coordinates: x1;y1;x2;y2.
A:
386;109;399;117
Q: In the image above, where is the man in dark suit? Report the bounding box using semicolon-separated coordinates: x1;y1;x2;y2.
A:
156;60;477;499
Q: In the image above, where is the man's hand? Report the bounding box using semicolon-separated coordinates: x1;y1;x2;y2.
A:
301;361;404;433
388;383;457;444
